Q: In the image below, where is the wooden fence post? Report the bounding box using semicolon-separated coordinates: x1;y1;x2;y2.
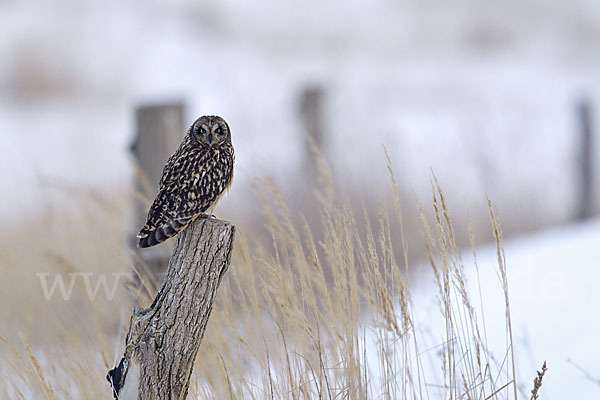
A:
576;100;594;220
108;218;235;399
131;102;186;279
299;86;324;175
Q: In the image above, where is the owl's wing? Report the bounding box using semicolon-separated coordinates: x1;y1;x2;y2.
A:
137;184;188;248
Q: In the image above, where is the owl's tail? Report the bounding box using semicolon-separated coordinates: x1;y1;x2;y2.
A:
137;216;196;248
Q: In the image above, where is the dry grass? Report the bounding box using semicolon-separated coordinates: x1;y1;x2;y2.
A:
530;361;547;400
0;155;522;399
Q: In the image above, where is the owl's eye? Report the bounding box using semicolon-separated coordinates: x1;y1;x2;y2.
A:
215;127;223;135
199;128;206;134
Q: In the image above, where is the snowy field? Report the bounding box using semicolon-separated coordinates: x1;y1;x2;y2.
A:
399;217;600;399
1;0;599;229
1;1;599;398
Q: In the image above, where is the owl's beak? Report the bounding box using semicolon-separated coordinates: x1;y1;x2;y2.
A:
207;133;213;144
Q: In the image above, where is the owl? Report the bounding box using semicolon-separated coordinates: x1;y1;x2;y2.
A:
137;115;235;248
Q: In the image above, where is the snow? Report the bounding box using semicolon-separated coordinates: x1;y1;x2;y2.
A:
478;218;600;399
1;2;600;395
403;218;600;399
1;0;600;228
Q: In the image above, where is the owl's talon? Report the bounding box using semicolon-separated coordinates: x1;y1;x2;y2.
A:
196;213;217;220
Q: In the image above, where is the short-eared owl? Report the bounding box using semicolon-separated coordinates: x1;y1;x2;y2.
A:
137;115;234;248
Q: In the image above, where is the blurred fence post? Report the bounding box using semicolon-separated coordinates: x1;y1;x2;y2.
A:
576;100;594;220
130;102;186;278
299;86;324;174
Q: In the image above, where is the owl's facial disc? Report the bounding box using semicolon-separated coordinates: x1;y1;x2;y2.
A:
192;116;229;146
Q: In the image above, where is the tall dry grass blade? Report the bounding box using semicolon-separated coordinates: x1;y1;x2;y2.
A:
19;333;57;400
487;195;518;400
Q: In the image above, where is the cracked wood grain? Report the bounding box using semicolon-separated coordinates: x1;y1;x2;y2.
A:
108;218;235;399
